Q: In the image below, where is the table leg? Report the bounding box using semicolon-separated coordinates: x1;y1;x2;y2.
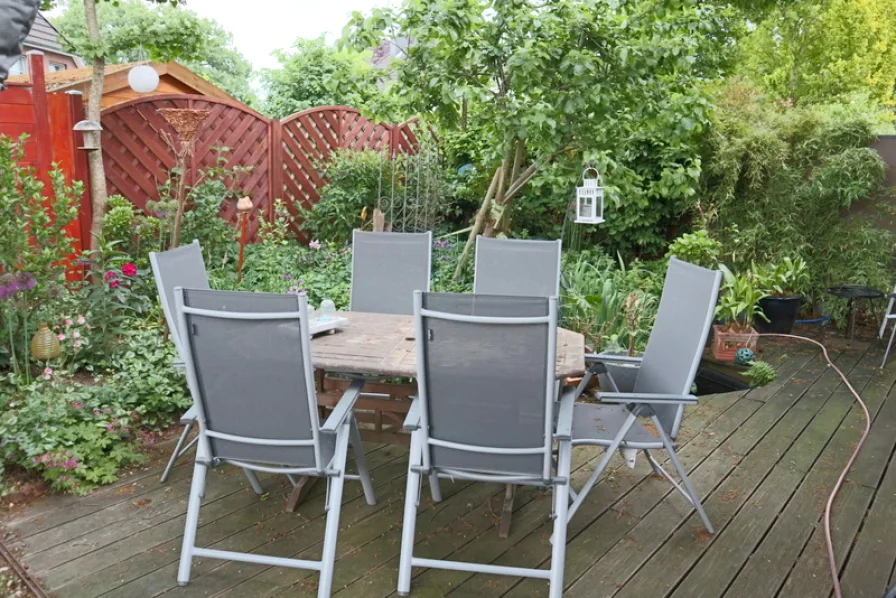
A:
285;477;318;513
848;299;856;346
499;484;515;539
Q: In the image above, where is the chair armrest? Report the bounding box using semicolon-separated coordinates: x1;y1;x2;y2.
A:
585;353;643;365
554;386;576;440
321;378;365;432
598;391;698;405
404;398;422;431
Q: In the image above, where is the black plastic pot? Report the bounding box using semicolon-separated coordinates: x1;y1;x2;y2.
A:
755;295;802;334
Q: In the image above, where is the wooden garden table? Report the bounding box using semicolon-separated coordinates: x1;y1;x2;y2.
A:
288;311;586;534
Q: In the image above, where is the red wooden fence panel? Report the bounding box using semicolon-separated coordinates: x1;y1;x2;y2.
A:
100;94;273;240
0;52;90;271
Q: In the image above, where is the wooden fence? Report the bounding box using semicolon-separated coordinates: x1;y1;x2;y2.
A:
101;97;420;241
0;52;91;261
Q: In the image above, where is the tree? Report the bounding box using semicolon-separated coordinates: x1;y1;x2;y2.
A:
740;0;896;105
344;0;738;266
53;0;256;105
260;37;380;119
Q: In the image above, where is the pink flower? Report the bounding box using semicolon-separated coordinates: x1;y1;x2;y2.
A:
73;340;82;348
43;366;53;379
121;263;137;277
76;316;86;325
72;330;80;339
103;270;118;281
309;239;321;250
64;319;73;326
72;401;84;409
109;279;120;289
57;333;66;341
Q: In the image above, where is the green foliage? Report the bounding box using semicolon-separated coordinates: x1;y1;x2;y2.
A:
666;230;722;268
739;0;896;105
717;264;768;331
261;37;381;118
703;85;893;309
745;360;777;386
560;249;661;352
53;0;256;104
343;0;740;252
751;257;811;297
0;135;81;382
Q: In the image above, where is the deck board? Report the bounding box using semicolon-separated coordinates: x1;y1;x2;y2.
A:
3;337;896;598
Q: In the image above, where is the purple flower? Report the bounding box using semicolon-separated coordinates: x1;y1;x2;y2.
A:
72;401;84;410
433;239;450;250
155;211;168;218
15;272;36;291
281;273;293;281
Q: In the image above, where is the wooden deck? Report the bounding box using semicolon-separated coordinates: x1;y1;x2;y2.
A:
5;334;896;598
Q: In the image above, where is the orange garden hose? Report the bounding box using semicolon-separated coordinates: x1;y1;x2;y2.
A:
760;334;872;598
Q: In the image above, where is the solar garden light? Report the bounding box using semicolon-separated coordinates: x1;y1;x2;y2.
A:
575;167;605;224
236;196;252;283
128;63;160;93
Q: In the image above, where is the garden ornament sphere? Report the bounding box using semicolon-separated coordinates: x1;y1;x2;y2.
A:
128;64;160;93
735;347;755;365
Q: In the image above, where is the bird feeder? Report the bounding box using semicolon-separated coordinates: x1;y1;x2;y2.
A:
575;167;605;224
73;120;102;151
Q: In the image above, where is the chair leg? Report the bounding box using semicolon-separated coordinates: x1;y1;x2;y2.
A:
429;472;443;503
161;421;194;483
652;415;714;534
318;424;350;598
398;430;423;596
549;440;571;598
566;410;638;522
349;417;377;506
177;460;207;586
882;322;896;368
244;469;264;495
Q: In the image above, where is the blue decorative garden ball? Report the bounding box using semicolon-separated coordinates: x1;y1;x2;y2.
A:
735;347;755;365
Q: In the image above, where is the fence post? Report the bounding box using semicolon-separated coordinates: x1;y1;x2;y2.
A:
27;52;53;191
269;117;282;223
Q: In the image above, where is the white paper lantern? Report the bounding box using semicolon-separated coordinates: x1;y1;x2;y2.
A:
575;167;605;224
128;64;160;93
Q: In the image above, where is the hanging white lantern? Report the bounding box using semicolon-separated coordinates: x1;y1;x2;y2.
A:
127;64;160;93
575;167;605;224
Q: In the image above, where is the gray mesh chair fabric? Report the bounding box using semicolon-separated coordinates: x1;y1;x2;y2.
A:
351;231;432;315
397;291;575;598
474;236;561;298
566;257;722;534
149;241;213;484
175;289;376;598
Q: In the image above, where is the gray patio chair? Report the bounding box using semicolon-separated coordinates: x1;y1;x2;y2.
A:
473;236;562;298
878;283;896;368
398;291;574;598
150;241;230;485
351;230;432;315
174;288;377;597
564;257;721;534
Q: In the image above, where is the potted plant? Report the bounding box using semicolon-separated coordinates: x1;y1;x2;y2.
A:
752;257;810;334
712;265;767;362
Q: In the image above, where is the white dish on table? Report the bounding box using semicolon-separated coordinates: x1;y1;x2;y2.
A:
309;316;348;336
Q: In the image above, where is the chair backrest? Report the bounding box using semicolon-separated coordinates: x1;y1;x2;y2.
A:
350;231;432;315
175;288;325;471
880;282;896;338
635;257;722;439
473;236;562;298
149;240;209;360
414;291;558;482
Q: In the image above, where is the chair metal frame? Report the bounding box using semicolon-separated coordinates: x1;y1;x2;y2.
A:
878;284;896;368
173;289;376;598
566;258;722;534
350;230;432;315
397;291;574;598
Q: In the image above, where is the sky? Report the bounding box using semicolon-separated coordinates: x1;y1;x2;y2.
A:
180;0;391;71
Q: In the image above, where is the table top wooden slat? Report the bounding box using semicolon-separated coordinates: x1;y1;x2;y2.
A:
310;311;585;378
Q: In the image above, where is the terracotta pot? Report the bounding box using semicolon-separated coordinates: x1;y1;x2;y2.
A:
31;323;61;361
711;325;758;362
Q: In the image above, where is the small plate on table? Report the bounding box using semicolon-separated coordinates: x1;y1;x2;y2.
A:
309;316;348;336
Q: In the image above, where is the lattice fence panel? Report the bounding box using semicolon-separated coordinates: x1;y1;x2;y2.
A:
101;95;272;240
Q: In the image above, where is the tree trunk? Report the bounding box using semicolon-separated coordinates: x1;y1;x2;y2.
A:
83;0;107;251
